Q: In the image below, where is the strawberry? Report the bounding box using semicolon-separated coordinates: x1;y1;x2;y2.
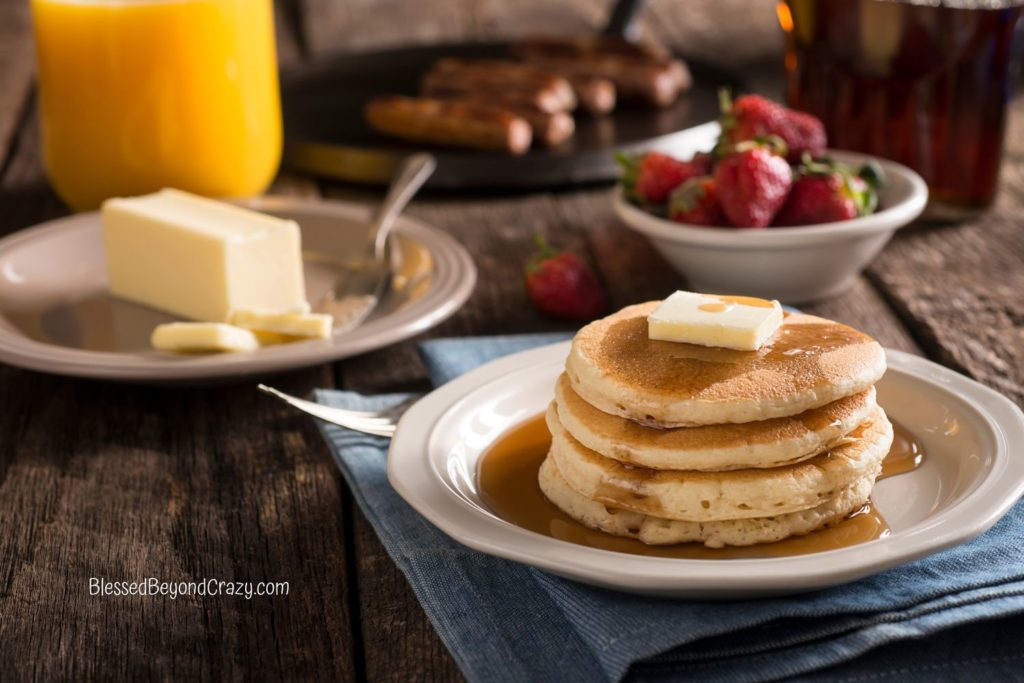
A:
773;174;857;225
524;236;607;321
668;176;726;226
713;139;792;228
719;92;826;163
617;151;710;204
773;157;884;226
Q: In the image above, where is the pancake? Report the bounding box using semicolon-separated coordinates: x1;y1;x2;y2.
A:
554;373;876;471
565;302;886;427
538;455;876;548
546;402;893;522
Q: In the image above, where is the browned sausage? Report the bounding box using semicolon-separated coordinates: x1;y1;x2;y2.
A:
517;55;689;107
419;83;576;146
421;73;569;114
424;59;576;112
510;107;575;146
567;75;616;115
511;36;691;107
364;96;532;154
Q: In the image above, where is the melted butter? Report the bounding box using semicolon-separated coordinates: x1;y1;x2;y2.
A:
716;294;775;308
478;414;925;559
698;302;735;313
696;296;773;314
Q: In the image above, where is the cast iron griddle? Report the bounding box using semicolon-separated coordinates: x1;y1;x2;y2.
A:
281;41;743;190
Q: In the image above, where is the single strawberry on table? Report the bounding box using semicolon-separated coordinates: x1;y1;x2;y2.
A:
669;176;726;226
617;151;710;204
773;157;884;226
524;236;607;321
719;92;826;163
713;138;793;228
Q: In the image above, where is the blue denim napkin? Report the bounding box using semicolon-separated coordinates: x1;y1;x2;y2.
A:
315;334;1024;682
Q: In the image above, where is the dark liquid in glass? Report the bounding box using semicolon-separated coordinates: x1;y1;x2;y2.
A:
780;0;1022;216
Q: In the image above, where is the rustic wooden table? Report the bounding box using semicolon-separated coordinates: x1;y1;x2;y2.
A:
1;0;1022;680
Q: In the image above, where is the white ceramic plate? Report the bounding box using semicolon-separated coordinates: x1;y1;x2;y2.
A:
388;342;1024;598
0;197;475;382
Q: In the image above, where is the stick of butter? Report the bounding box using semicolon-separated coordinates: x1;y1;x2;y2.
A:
151;322;260;353
228;309;334;340
647;291;783;351
102;188;309;322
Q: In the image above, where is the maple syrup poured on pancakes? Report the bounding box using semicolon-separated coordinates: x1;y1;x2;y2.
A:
478;414;924;559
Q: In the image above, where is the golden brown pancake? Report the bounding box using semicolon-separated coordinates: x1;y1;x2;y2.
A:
554;373;876;471
538;455;876;548
546;401;893;522
565;302;886;427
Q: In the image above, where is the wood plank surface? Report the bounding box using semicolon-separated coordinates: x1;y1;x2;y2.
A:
0;6;360;681
0;0;34;173
0;0;1019;681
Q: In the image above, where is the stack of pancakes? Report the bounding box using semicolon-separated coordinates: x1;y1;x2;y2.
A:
539;301;893;548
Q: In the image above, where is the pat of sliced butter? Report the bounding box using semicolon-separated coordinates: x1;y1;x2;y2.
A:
151;322;260;353
647;291;783;351
102;188;309;323
228;309;333;339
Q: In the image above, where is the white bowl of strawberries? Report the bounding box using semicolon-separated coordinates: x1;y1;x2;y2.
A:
613;96;928;303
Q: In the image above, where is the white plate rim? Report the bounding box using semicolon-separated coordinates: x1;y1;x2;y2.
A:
388;342;1024;595
0;197;476;380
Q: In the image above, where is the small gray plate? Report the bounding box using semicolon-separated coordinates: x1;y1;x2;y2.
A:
0;197;476;383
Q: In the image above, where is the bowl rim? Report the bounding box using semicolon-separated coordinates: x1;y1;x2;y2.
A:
614;150;929;249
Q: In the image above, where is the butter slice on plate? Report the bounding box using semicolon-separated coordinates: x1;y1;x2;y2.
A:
151;322;260;353
102;188;308;322
228;309;333;340
648;291;783;351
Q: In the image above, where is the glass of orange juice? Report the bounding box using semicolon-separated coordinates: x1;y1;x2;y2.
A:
31;0;282;211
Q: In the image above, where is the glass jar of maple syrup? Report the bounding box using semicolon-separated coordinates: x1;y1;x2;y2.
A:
778;0;1023;219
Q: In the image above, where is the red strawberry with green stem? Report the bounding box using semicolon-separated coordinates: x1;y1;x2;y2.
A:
669;176;726;226
524;236;607;321
718;91;826;163
773;156;885;226
617;151;711;204
713;138;793;228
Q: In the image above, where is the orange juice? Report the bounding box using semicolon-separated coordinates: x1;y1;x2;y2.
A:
31;0;282;211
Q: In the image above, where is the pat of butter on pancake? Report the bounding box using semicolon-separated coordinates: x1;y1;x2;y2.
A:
647;291;783;351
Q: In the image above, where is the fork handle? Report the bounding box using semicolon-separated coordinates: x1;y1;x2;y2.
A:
366;153;437;262
258;384;398;436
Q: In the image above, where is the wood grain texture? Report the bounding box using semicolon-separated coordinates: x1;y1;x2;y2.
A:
0;0;35;173
349;512;464;683
0;366;357;680
0;103;66;237
0;7;360;681
4;0;1018;681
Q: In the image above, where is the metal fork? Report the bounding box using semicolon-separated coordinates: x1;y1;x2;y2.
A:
257;384;423;437
318;153;436;334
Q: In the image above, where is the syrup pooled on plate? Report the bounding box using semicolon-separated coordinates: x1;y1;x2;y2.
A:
477;413;925;559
